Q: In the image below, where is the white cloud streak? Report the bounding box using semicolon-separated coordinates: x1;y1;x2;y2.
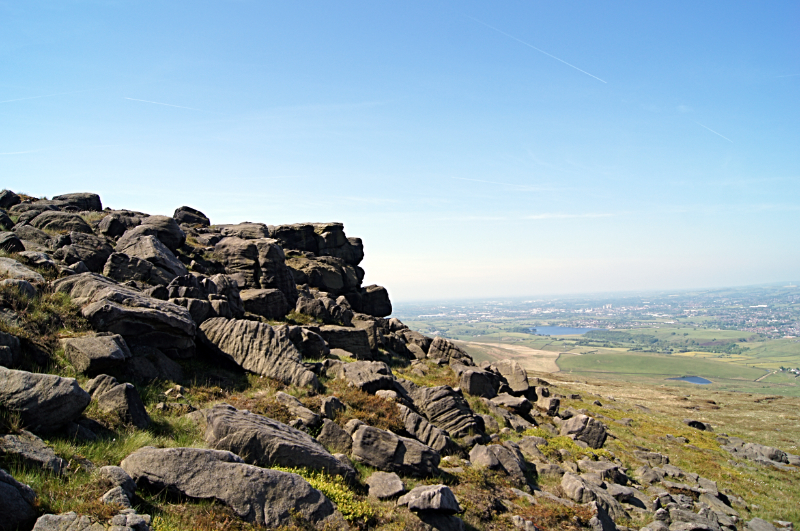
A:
465;15;607;83
695;122;734;143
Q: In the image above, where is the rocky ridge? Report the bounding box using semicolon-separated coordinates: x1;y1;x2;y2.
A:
0;189;797;531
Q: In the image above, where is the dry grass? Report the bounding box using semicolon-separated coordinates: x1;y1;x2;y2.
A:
322;378;404;433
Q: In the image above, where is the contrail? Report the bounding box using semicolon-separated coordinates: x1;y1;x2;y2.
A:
124;97;220;113
465;15;607;83
0;89;92;104
695;122;733;143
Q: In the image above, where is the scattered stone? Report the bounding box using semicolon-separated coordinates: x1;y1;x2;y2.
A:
317;418;353;454
0;257;45;283
319;396;345;419
366;471;405;499
62;334;132;374
398;484;461;514
0;430;67;474
173;206;210;226
339;360;395;393
0;232;24;253
0;467;37;530
684;419;713;431
121;446;343;528
560;414;608;449
87;374;151;429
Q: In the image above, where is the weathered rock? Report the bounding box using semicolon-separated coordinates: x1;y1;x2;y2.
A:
13;224;54;250
169;297;212;324
0;212;15;231
398;484;461;514
634;450;669;467
318;325;372;358
208;273;245;317
684;419;713;432
52;232;114;272
0;257;45;283
459;367;498;398
0;431;67;474
214;236;297;305
240;288;289;319
0;278;37;300
560;473;628;522
0;190;21;209
98;212;140;239
536;395;561;417
0;468;38;531
398;404;455;453
87;375;151;429
340;361;396;393
117;216;185;252
560;414;608;449
62;334;132;374
284;325;330;358
351;424;440;476
493;360;529;394
98;465;136;500
319;396;345;419
54;274;196;358
316;418;353;455
746;518;779;531
286;254;361;296
103;252;173;285
100;485;132;508
204;404;355;479
577;459;628;485
173;206;210;227
344;284;392;317
0;367;90;434
470;443;527;483
199;318;319;389
0;232;24;253
51;193;102;212
219;222;270;239
122;446;342;528
427;337;473;365
115;234;187;280
397;379;483;438
30;211;93;234
274;391;322;428
123;346;184;383
490;393;532;415
366;471;405;499
30;512;107;531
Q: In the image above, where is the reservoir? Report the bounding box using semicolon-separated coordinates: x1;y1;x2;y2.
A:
667;376;712;385
531;326;600;336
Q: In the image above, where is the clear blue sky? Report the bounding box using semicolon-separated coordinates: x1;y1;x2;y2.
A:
2;1;798;300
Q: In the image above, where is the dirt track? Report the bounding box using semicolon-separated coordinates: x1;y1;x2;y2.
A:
457;340;562;373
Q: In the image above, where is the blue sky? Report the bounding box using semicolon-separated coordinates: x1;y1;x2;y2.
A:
2;1;798;300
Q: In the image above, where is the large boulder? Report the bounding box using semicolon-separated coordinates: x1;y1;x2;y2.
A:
115;234;187;281
121;446;343;528
204;404;356;480
283;325;330;359
52;232;114;272
30;211;93;234
173;206;210;227
285;254;362;296
0;468;37;531
397;379;483;438
62;334;132;375
366;471;405;499
344;284;392;318
98;211;142;239
398;404;455;453
318;325;371;359
0;367;90;434
12;224;53;249
493;360;529;394
199;317;318;389
560;414;608;449
398;484;461;514
51;192;102;212
457;366;498;399
54;273;196;358
214;237;297;305
102;252;173;285
219;222;270;239
427;337;473;365
0;190;21;209
117;215;185;252
240;288;289;319
351;424;440;476
469;443;527;484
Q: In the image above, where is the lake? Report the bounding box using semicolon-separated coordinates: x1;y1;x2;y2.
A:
531;326;600;336
666;376;712;385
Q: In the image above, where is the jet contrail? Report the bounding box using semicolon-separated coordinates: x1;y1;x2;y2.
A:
0;89;92;104
465;15;607;83
695;122;733;143
124;97;219;113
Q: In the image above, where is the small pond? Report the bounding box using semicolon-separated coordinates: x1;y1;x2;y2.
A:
666;376;712;385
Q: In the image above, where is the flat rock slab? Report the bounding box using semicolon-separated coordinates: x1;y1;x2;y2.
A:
0;431;67;474
318;325;372;359
366;471;405;499
121;446;342;528
204;404;355;480
199;318;318;389
0;367;90;435
0;257;45;283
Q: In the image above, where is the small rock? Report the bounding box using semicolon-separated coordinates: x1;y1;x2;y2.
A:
366;471;405;499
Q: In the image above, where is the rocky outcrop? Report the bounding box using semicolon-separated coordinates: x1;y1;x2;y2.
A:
115;234;187;281
173;206;210;227
62;334;132;374
560;414;608;449
203;404;356;479
0;232;24;253
121;446;342;528
0;257;45;283
30;211;93;234
240;288;289;319
398;404;455;453
396;379;483;438
351;424;440;476
214;237;298;305
398;484;461;514
338;360;396;393
0;367;90;434
317;325;370;358
469;443;528;484
53;273;196;358
199;317;318;389
52;232;114;272
427;337;473;365
117;215;185;252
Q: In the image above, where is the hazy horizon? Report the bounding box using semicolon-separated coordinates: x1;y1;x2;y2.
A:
3;1;798;301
